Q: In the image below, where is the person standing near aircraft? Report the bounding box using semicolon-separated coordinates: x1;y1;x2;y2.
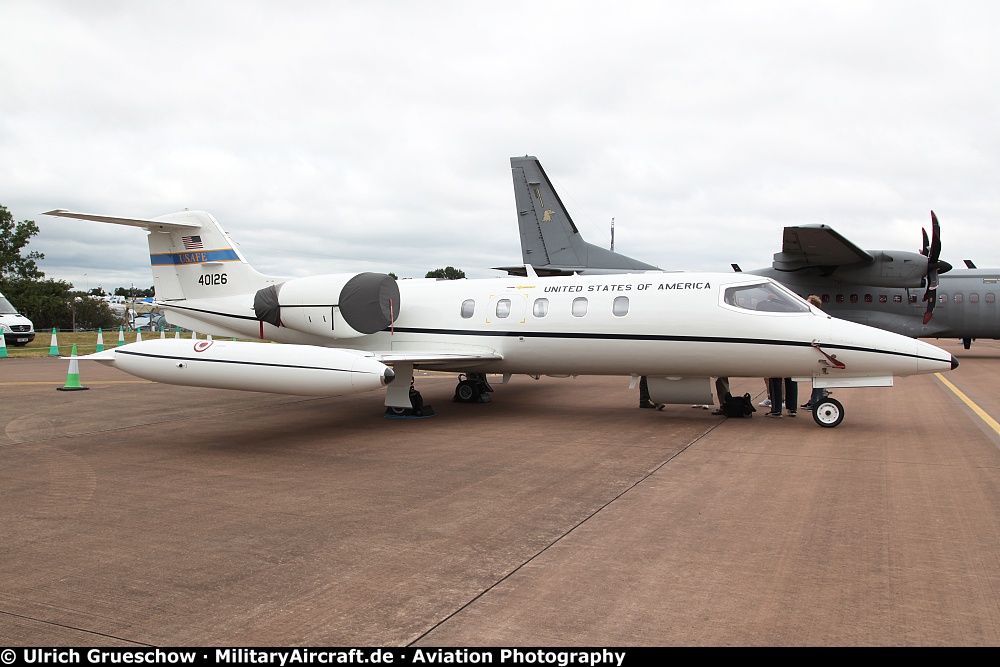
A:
766;377;798;418
638;376;656;409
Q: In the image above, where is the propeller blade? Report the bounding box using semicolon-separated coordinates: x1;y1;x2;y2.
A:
929;211;941;262
921;211;943;324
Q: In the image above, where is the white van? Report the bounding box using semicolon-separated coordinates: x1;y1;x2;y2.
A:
0;291;35;346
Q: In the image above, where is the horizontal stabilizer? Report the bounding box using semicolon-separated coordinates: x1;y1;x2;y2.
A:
44;209;201;231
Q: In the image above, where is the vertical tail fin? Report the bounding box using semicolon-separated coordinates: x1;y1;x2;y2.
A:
44;209;276;301
509;156;660;274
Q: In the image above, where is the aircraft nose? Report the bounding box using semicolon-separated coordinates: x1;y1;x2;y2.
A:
951;354;960;370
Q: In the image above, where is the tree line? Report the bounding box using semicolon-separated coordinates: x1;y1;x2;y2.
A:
1;205;121;330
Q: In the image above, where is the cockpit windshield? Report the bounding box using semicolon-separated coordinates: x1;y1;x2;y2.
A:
724;283;811;314
0;296;19;314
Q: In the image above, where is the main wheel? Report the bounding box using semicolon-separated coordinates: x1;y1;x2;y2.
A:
455;379;478;402
811;397;845;428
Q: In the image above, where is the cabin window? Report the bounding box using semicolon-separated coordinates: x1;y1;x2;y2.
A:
836;294;844;304
533;298;549;318
850;294;858;304
821;294;830;303
909;294;918;304
879;295;888;304
612;296;629;317
893;295;902;303
496;299;511;318
938;294;948;305
461;299;475;318
987;293;995;304
954;293;963;304
572;297;589;317
865;294;873;303
970;293;980;304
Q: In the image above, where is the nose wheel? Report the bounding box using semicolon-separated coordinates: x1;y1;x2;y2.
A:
811;397;844;428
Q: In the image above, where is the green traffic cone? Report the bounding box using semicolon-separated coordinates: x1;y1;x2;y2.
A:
0;331;8;358
57;344;89;391
96;328;105;353
117;326;125;347
49;328;59;356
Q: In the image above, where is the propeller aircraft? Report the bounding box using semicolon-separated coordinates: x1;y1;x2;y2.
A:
507;155;1000;350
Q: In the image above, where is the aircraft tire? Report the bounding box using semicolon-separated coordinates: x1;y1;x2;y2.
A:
811;398;844;428
454;379;478;403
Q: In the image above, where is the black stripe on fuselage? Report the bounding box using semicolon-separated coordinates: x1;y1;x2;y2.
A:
384;327;943;362
166;307;946;364
114;349;380;375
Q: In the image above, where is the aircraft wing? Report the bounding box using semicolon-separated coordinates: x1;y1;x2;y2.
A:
772;224;874;271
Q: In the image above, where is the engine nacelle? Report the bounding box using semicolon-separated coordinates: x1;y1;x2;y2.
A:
110;338;394;396
253;272;400;339
828;251;928;288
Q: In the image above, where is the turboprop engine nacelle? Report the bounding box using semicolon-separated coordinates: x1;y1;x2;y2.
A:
253;272;401;339
107;338;394;396
828;251;929;288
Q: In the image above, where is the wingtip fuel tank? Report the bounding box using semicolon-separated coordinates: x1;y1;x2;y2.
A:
99;339;392;397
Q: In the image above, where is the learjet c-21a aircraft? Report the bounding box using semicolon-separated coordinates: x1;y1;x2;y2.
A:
45;207;957;428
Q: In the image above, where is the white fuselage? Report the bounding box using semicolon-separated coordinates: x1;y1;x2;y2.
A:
158;271;955;383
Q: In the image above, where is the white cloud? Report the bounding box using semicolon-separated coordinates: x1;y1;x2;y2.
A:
2;0;998;290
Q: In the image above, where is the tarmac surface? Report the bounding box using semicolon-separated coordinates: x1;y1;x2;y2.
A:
1;338;999;646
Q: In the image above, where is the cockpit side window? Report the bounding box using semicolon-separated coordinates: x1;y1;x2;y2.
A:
724;283;810;313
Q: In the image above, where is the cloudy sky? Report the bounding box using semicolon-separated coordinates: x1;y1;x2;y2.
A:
2;1;998;292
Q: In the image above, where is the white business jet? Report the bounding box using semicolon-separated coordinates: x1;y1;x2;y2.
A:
46;208;957;427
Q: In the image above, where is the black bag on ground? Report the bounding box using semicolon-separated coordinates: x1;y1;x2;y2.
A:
722;392;756;418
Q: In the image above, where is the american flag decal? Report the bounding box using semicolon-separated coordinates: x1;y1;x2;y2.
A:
182;235;204;250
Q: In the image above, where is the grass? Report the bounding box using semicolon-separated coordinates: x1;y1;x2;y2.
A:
2;329;249;358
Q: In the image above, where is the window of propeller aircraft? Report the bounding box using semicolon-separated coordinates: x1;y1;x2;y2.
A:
879;295;888;304
893;295;902;303
954;293;963;304
850;294;858;304
836;294;844;304
572;297;588;317
909;294;918;304
971;293;980;303
987;293;995;304
723;284;809;313
938;293;948;305
821;294;830;304
461;299;475;319
865;294;873;303
613;296;629;317
533;298;549;317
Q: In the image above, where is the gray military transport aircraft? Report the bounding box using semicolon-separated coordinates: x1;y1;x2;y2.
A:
506;156;1000;349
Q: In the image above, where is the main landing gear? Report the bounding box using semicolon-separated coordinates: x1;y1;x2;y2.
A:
384;382;436;418
453;373;494;403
